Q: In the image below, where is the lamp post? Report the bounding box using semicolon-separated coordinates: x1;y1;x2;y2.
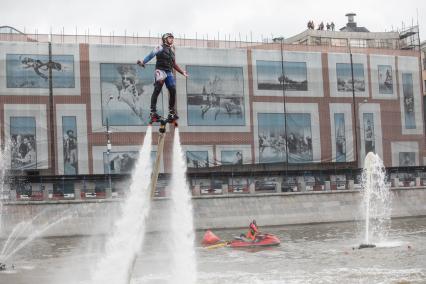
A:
106;95;113;195
273;37;289;182
47;41;56;176
347;38;359;168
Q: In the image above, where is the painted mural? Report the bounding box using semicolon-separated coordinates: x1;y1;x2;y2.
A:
378;65;393;94
6;54;75;88
62;116;78;175
186;66;245;126
186;151;209;168
100;63;164;126
334;113;346;162
221;150;243;165
257;60;308;91
402;73;416;129
10;117;37;169
363;113;375;154
258;113;312;163
336;63;365;92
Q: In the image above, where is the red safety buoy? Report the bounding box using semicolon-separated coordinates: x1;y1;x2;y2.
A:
202;230;221;246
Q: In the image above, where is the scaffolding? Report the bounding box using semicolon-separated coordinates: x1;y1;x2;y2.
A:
399;25;420;50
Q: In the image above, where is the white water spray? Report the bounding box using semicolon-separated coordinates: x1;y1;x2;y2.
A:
360;152;392;246
0;143;9;234
92;127;153;284
0;213;73;262
169;128;197;283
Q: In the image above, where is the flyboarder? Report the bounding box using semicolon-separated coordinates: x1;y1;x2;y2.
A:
137;33;188;124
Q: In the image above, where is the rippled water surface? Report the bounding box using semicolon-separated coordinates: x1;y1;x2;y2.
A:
1;217;425;284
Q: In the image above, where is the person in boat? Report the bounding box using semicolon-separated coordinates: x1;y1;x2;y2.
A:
137;33;188;123
246;219;260;241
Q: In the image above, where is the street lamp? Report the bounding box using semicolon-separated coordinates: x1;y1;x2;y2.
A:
47;41;56;176
347;38;359;168
106;95;113;194
273;36;289;178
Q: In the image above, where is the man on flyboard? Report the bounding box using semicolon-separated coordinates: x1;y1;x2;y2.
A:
137;33;188;124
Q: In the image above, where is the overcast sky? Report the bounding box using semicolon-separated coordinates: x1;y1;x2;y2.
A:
1;0;425;42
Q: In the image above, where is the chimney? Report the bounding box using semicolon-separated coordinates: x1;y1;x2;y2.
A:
345;13;357;28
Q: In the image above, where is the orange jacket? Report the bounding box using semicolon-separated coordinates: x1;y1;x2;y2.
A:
246;223;259;240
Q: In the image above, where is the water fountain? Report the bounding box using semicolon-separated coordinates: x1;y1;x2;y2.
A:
0;142;10;270
91;126;153;284
168;127;197;283
0;143;8;234
359;152;392;249
0;142;77;270
0;210;73;263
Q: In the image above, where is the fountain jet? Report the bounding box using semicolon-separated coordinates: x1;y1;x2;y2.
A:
359;152;392;249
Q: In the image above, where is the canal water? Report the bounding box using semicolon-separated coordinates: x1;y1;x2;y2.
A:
1;217;425;284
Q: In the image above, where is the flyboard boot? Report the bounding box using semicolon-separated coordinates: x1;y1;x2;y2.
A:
149;111;168;133
149;111;161;124
167;109;179;126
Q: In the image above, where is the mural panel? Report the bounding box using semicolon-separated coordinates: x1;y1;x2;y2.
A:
62;116;78;175
100;63;164;126
186;151;209;168
402;73;416;129
186;66;245;126
378;65;393;94
221;150;243;165
258;113;312;163
363;113;375;154
399;152;415;167
286;113;313;163
102;150;157;174
6;54;75;88
334;113;346;162
258;113;286;163
10;117;37;169
336;63;365;92
256;61;308;91
103;151;138;174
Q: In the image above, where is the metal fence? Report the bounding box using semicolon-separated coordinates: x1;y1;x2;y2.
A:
0;26;420;51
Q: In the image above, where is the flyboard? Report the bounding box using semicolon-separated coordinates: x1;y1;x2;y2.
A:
149;115;178;198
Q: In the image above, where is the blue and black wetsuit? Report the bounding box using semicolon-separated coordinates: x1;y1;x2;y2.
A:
141;44;185;114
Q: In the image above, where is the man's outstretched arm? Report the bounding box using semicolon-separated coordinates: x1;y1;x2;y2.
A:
137;45;163;67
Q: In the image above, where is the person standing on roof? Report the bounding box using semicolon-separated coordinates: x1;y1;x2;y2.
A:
137;33;188;123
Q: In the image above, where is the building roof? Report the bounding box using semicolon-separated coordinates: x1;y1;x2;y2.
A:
340;26;370;33
0;26;25;34
284;13;420;50
285;29;399;43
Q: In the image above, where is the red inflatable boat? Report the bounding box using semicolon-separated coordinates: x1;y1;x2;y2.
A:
228;234;280;248
202;230;280;249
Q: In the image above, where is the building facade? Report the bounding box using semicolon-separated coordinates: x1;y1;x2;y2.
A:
421;41;426;96
0;28;425;197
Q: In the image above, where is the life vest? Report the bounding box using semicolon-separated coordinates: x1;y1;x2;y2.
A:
250;222;259;233
247;222;259;240
155;44;175;71
246;229;256;240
